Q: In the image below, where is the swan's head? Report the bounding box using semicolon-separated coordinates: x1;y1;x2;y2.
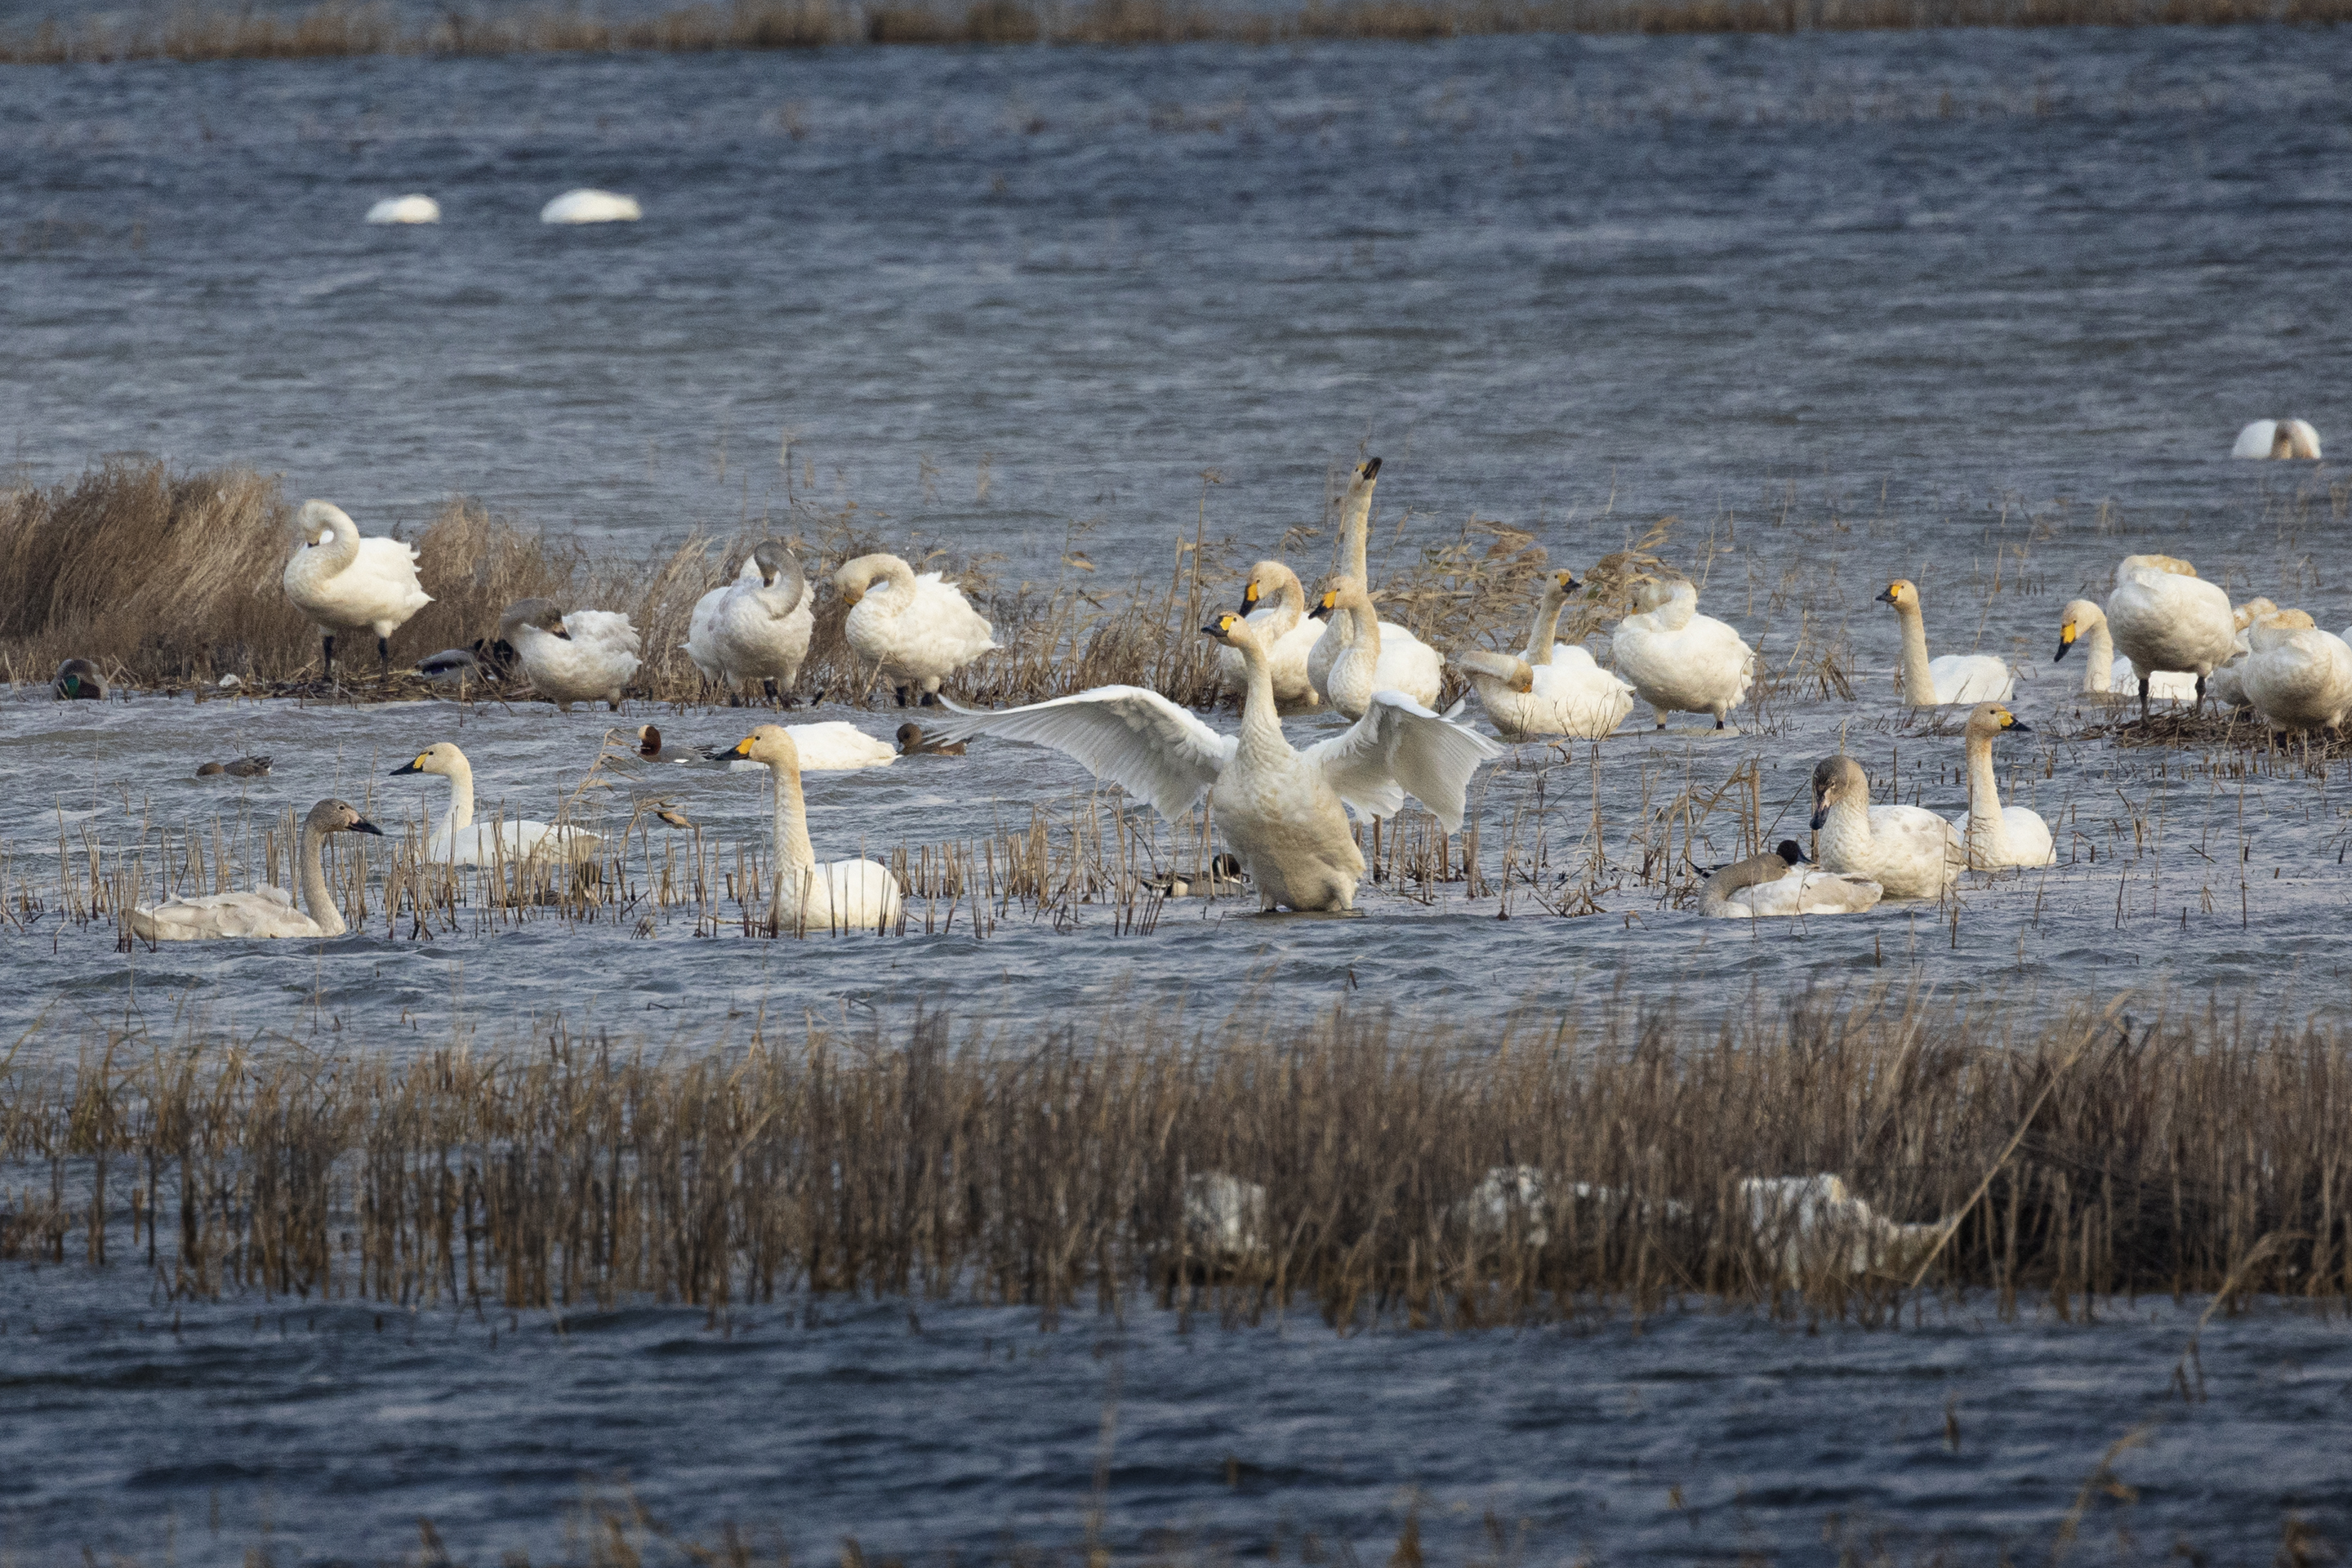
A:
752;541;805;599
1347;456;1383;492
2055;599;2103;662
1808;755;1868;831
2251;609;2319;649
501;598;570;640
297;500;355;547
635;724;663;757
1452;648;1534;693
1544;568;1581;603
1240;560;1295;613
1965;702;2030;740
732;724;802;772
1307;575;1370;621
1876;578;1921;611
305;798;385;838
1626;576;1689;615
1200;611;1265;653
390;741;469;779
831;554;903;608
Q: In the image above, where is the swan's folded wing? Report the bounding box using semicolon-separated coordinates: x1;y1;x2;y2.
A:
931;687;1235;822
1303;690;1504;832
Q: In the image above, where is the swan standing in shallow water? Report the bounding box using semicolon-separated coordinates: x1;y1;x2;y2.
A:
1309;576;1445;717
2238;611;2352;736
391;742;602;865
728;724;904;933
281;501;432;683
2054;599;2196;703
1218;560;1323;711
365;195;440;225
833;553;996;706
502;598;641;711
932;614;1500;912
128;800;382;941
1454;570;1633;740
1305;457;1440;704
541;189;641;224
2105;555;2236;717
1950;704;2054;870
1610;576;1755;728
1698;840;1882;917
2233;420;2322;460
1810;755;1962;899
684;542;813;706
1876;579;2011;706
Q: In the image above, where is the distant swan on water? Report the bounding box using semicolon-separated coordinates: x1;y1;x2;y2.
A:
541;189;642;224
365;195;440;225
2233;420;2322;461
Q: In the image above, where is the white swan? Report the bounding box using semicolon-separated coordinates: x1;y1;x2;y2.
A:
1611;576;1756;728
281;500;433;683
2054;599;2197;702
1875;579;2011;706
1454;569;1634;740
1305;457;1441;704
1218;560;1323;711
1310;576;1446;718
833;553;996;706
2106;555;2237;715
684;554;760;684
930;613;1501;912
728;724;904;933
686;542;813;705
391;742;602;865
1810;755;1962;900
365;195;440;225
2207;597;2279;712
1699;840;1882;917
2239;611;2352;735
128;800;382;941
1949;703;2054;870
2233;420;2323;460
501;597;641;712
541;189;641;224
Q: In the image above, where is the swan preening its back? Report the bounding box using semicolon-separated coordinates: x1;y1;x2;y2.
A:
281;501;433;682
1610;576;1755;728
1876;578;2011;706
1454;570;1634;739
1698;840;1882;917
128;800;382;941
2234;420;2322;460
929;612;1499;912
833;553;997;706
501;598;642;711
391;742;601;865
729;724;904;933
684;541;813;705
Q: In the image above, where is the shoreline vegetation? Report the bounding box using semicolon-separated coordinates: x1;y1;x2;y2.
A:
3;0;2350;65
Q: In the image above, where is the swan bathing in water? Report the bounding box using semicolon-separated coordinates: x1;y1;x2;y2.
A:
128;800;382;941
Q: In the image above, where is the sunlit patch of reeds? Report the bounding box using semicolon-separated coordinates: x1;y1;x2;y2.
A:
3;988;2349;1328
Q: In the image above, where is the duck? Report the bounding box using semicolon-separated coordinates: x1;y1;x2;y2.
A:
1218;560;1324;711
1809;755;1963;900
52;659;106;700
1875;579;2011;706
727;724;904;933
2053;600;2198;703
391;742;602;865
540;189;641;224
895;723;964;756
833;553;997;706
1309;576;1446;718
1949;703;2054;869
1610;576;1757;728
281;501;433;684
2238;611;2352;736
195;756;272;778
1143;853;1246;898
632;724;703;764
931;613;1501;912
2233;420;2323;461
364;194;440;225
1304;457;1441;704
1697;840;1882;918
417;639;517;687
2105;555;2237;716
127;800;382;941
501;597;640;711
685;542;814;706
1453;570;1634;740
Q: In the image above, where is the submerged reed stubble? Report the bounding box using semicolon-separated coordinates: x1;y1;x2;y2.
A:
2;991;2345;1326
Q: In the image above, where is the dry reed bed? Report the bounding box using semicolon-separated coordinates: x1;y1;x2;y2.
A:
5;0;2350;63
1;991;2346;1326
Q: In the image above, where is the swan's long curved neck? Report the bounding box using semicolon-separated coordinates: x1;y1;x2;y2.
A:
867;559;919;618
768;761;818;875
298;822;348;938
437;755;477;835
1895;605;1938;705
1338;588;1383;664
1339;488;1374;581
1262;573;1305;635
1233;638;1286;760
2084;619;2123;693
1524;594;1566;666
1962;733;2010;861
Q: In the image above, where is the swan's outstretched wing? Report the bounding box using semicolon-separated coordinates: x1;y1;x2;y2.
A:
1302;690;1503;831
931;687;1236;822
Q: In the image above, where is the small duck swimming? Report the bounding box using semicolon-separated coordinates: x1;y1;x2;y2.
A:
54;659;106;700
896;722;966;756
195;756;273;778
635;724;702;764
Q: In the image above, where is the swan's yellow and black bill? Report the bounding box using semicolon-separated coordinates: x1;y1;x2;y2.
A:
1241;580;1262;609
1875;583;1902;605
1201;612;1241;638
731;736;757;757
390;753;430;776
2055;621;2078;662
1996;708;2031;733
1308;590;1338;621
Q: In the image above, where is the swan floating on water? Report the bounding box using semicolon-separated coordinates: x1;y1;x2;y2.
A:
1309;575;1445;717
1698;840;1882;917
1219;560;1323;711
127;800;382;941
501;597;641;712
2105;555;2235;716
281;501;432;684
684;542;813;706
1454;570;1634;740
2238;610;2352;736
728;724;905;933
2054;599;2196;702
365;195;440;225
1810;754;1962;900
2233;420;2322;460
1950;703;2054;870
1875;578;2011;706
53;659;106;700
931;612;1500;912
195;756;271;778
1305;457;1440;706
833;553;996;706
391;742;602;865
540;189;642;224
1610;576;1755;728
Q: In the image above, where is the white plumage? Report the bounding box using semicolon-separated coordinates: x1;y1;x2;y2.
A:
729;724;904;933
1305;457;1441;706
1611;577;1756;728
365;195;440;225
2239;611;2352;734
1218;560;1323;711
502;598;640;711
1312;575;1445;717
391;742;600;866
684;555;760;683
1455;569;1633;739
128;800;382;941
833;553;996;706
2054;599;2197;702
1698;842;1882;918
281;500;432;681
2105;555;2237;713
684;542;813;703
541;189;641;224
1876;578;2011;706
2233;419;2322;460
1810;755;1962;900
1949;704;2054;870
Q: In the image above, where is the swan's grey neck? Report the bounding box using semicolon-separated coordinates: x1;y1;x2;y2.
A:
1524;593;1567;666
298;819;347;938
1895;603;1938;705
1697;853;1781;916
